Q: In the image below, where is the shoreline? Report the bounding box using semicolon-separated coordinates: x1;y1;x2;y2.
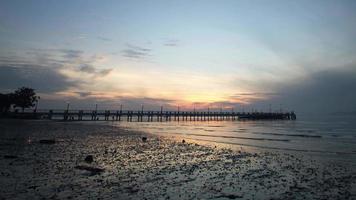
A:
0;119;355;199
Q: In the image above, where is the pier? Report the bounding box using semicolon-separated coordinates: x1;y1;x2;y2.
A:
10;109;297;121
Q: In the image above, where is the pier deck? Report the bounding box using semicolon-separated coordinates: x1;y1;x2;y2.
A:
8;109;297;121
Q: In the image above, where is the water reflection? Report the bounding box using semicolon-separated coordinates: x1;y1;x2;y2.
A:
115;116;356;161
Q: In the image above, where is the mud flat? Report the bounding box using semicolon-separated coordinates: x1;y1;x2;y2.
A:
0;119;355;199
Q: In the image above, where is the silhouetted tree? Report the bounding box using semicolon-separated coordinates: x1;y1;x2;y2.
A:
12;87;39;112
0;93;13;113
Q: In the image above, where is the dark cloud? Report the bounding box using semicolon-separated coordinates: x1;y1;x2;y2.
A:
231;92;280;98
122;44;151;59
0;65;80;93
74;91;94;98
78;64;112;77
79;64;96;73
0;48;113;95
122;49;147;58
97;68;112;76
251;66;356;114
26;48;84;62
21;49;113;77
0;56;35;65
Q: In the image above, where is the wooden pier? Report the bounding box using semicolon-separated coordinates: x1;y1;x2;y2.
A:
15;109;297;121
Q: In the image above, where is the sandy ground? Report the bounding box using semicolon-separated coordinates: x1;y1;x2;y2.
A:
0;119;355;200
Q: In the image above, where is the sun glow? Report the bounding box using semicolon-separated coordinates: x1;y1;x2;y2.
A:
183;94;226;103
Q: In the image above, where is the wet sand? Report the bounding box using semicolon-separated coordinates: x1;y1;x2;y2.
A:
0;120;355;199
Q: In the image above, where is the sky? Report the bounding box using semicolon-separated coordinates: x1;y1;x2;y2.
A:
0;0;356;113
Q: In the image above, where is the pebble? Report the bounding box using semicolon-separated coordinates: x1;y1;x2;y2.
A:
85;155;94;163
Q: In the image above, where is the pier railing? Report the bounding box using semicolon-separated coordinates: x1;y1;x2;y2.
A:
6;109;297;121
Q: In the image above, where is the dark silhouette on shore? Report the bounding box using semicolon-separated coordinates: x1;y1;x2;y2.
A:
0;87;39;115
0;93;13;113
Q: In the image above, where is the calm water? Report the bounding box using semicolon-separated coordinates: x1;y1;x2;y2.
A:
115;113;356;162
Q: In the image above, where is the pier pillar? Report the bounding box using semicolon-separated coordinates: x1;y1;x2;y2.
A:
78;110;83;120
64;110;68;121
48;110;53;120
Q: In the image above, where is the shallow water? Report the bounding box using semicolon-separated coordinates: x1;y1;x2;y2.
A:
116;113;356;163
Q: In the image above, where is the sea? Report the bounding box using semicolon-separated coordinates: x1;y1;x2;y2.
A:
115;112;356;164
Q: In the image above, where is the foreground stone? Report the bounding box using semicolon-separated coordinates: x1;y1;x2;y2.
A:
39;139;55;144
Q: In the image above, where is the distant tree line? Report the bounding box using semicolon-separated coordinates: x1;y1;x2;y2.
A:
0;87;39;113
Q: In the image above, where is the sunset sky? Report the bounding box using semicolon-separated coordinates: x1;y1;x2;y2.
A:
1;0;356;112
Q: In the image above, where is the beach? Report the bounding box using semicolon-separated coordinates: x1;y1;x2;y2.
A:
0;120;355;199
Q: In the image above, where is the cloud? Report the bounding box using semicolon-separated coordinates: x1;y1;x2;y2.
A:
163;39;179;47
26;49;113;78
58;49;84;60
122;44;151;59
79;64;96;73
74;91;94;98
26;48;85;63
97;68;112;76
231;92;280;98
78;64;112;77
97;36;112;42
0;64;80;93
0;48;114;95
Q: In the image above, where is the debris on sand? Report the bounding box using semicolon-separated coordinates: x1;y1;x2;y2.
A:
39;139;55;144
84;155;94;163
74;165;104;175
182;139;186;143
142;137;147;142
215;193;243;199
3;155;18;159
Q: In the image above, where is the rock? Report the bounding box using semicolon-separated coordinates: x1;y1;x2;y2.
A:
142;137;147;142
85;155;94;163
4;155;18;159
74;165;104;175
182;139;186;143
39;139;55;144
